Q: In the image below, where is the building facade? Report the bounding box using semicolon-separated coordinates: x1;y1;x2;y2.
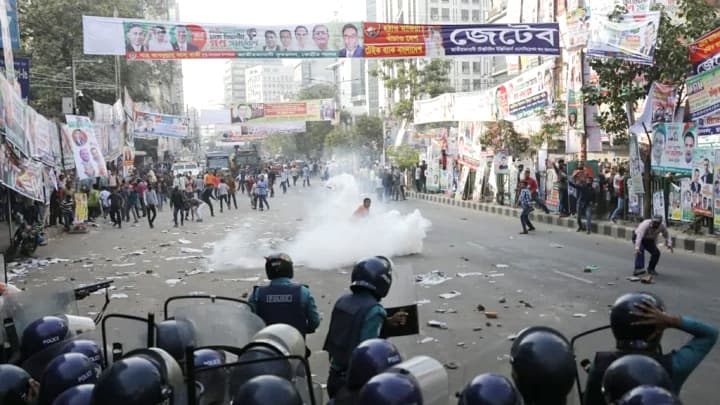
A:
245;65;296;103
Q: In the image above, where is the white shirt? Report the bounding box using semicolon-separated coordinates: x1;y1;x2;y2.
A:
148;39;173;51
100;190;111;207
217;183;229;196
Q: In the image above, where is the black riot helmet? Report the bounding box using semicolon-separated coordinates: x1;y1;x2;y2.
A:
610;292;666;351
231;375;302;405
457;373;523;405
346;338;403;391
602;355;672;404
510;326;575;405
617;386;682;405
228;346;293;396
156;319;197;364
0;364;34;405
21;316;70;359
38;353;98;405
61;340;104;374
350;256;393;300
52;384;94;405
265;253;294;279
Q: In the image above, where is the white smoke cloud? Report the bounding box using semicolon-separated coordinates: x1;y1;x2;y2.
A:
209;174;432;271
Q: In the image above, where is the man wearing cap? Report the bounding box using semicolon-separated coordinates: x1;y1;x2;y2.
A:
633;215;673;277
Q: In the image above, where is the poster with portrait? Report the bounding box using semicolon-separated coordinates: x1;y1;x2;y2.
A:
669;187;682;221
456;165;469;201
652;190;665;219
565;50;584;153
31;110;55;166
680;177;694;221
587;11;661;65
64;115;108;180
651;123;697;175
472;158;487;201
628;134;645;194
714;149;720;232
690;148;714;216
493;150;509;175
0;76;27;156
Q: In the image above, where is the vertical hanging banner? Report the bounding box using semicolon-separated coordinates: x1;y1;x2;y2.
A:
565;50;584;153
0;75;26;155
630;82;677;134
64;115;108;180
680;178;694;221
628;134;645;194
652;190;665;218
587;11;661;65
714;149;720;232
690;148;714;217
669;186;682;221
0;57;29;101
0;0;19;49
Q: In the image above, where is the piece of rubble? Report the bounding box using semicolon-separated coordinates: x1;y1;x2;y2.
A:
427;320;448;329
498;297;506;304
572;313;587;318
484;312;498;319
476;304;486;311
165;279;182;286
626;277;641;282
495;264;509;268
180;248;204;254
418;337;434;344
110;293;129;299
438;291;461;300
178;239;192;244
444;362;459;370
457;272;484;278
416;271;452;286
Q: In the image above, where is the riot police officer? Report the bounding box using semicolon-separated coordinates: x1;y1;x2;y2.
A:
53;384;94;405
583;292;718;405
602;355;672;404
323;256;407;399
510;326;576;405
617;386;682;405
0;364;39;405
38;353;98;405
331;338;403;404
248;253;320;338
457;373;522;405
231;375;303;405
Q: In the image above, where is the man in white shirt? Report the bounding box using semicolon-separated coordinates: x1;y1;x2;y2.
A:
99;188;111;221
147;26;173;52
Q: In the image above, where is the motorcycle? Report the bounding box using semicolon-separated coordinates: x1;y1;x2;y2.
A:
6;212;45;259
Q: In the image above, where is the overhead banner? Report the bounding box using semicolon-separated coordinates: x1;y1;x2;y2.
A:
686;66;720;120
200;109;231;125
413;94;452;124
133;111;188;138
0;57;28;101
225;99;331;137
689;26;720;75
651;123;697;175
64;115;109;180
83;16;561;60
496;61;555;122
587;11;660;65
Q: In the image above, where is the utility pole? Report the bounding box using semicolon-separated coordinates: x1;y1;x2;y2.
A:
71;59;77;114
114;7;122;101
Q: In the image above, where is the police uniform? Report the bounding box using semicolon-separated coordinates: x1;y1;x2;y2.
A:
323;289;387;398
249;277;320;337
584;316;718;405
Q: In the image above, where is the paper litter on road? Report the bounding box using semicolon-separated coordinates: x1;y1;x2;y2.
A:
180;248;204;254
418;337;435;344
201;242;215;249
223;277;261;282
416;270;453;286
415;299;431;306
164;256;206;261
126;251;145;256
457;272;484;278
165;279;182;286
110;293;129;299
572;313;587;318
438;291;462;299
111;263;135;267
550;243;564;248
488;273;505;277
495;264;509;268
427;320;448;329
178;239;192;245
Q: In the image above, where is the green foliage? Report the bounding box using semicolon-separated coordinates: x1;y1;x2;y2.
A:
295;83;336;100
386;145;420;169
531;102;566;150
18;0;181;119
324;114;383;152
582;0;720;143
372;59;453;121
480;120;529;157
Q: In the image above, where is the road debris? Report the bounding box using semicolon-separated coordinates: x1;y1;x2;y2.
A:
418;337;435;344
438;291;462;300
584;265;599;273
110;293;129;299
476;304;486;311
427;320;448;329
484;312;498;319
165;279;182;286
178;239;192;244
415;299;431;306
498;297;506;304
180;248;204;254
444;362;459;370
572;313;587;318
457;272;484;278
416;271;452;286
495;264;510;268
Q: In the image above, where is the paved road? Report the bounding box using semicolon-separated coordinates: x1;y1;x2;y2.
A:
8;180;719;404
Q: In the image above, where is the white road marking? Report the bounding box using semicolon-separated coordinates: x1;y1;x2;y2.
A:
553;270;594;284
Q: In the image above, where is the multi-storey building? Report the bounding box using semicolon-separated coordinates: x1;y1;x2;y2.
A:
245;65;296;103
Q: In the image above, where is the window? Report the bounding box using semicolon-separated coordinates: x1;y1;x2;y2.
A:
461;62;470;73
461;9;469;21
430;7;439;19
462;79;471;91
472;9;480;21
473;79;483;90
441;8;450;19
472;61;481;72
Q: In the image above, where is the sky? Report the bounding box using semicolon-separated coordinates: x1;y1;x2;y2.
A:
178;0;366;109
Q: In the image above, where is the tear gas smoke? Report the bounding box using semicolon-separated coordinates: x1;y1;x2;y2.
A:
209;174;432;271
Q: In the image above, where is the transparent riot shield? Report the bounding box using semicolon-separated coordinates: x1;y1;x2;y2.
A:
1;282;79;339
571;324;613;405
185;343;319;405
164;295;265;348
100;313;157;366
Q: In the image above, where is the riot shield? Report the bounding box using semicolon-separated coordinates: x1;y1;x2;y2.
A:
571;324;613;405
186;343;320;405
164;295;265;348
1;282;79;340
380;263;420;338
100;313;157;366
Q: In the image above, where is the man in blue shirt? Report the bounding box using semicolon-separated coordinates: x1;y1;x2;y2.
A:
255;174;269;211
518;180;535;234
583;292;718;405
569;174;594;234
323;256;407;399
248;253;320;340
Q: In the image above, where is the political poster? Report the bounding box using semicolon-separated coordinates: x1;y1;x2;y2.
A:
493;150;509;175
413;94;452;124
544;166;559;212
0;144;45;202
133;111;188;138
587;11;660;65
680;177;694;221
559;7;590;51
651;123;697;175
0;0;19;50
686;66;720;120
93;100;125;160
690;148;714;217
628;134;645;194
223;99;333;138
689;26;720;75
652;190;665;220
457;121;487;168
669;187;682;221
0;75;26;155
631;82;677;135
714;150;720;232
64;115;109;180
0;57;29;101
74;193;88;223
83;16;561;60
456;165;469;200
31;111;56;166
59;124;76;169
565;50;584;153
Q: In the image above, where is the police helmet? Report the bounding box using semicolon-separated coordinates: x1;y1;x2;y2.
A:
229;345;293;386
457;373;523;405
610;292;666;350
510;326;575;405
347;338;403;390
21;316;70;358
251;324;306;359
194;349;226;368
61;340;104;373
357;371;423;404
265;253;294;279
193;349;227;405
38;353;98;405
231;375;302;405
0;364;33;405
156;318;196;364
92;348;186;405
350;256;393;299
617;386;682;405
52;384;94;405
602;355;672;404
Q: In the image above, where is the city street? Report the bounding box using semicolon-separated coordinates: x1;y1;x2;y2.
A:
9;181;720;404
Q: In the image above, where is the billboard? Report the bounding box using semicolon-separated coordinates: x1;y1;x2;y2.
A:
0;57;28;101
133;111;188;138
220;99;334;140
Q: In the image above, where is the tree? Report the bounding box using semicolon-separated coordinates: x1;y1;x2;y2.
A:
480;120;529;157
582;0;720;144
18;0;180;119
372;59;453;121
386;145;420;169
530;101;566;150
295;83;336;100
